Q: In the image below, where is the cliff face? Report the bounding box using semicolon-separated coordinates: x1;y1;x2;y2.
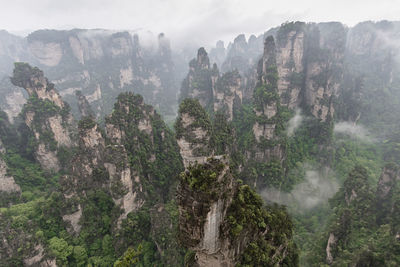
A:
61;91;183;235
180;48;243;121
0;137;20;196
11;63;75;171
221;33;264;74
61;117;145;233
75;90;94;118
175;98;213;167
0;29;182;121
251;35;285;164
175;101;298;266
261;22;346;121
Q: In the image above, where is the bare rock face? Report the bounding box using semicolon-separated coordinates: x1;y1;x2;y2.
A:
275;23;305;109
251;36;285;164
326;232;336;264
175;98;213;168
177;157;298;267
76;90;94;118
181;48;244;121
0;155;21;194
177;157;236;266
304;23;346;121
376;164;399;199
11;63;75;172
0;76;27;123
180;48;217;110
213;70;242;121
60;117;144;234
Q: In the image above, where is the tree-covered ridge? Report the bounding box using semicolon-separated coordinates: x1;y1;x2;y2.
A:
106;92;183;201
302;165;400;266
175;98;212;139
0;64;188;266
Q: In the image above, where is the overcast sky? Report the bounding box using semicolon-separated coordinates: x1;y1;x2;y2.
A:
1;0;399;47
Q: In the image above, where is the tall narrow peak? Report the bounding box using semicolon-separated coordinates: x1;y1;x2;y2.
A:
303;22;346;121
60;115;144;233
106;92;183;200
180;47;243;120
76;90;94;118
175;98;212;167
180;48;216;111
11;62;75;171
176;157;298;266
209;40;226;68
275;22;306;108
253;35;284;153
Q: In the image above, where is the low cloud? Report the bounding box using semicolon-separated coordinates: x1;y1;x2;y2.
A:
261;166;339;211
287;109;303;137
334;121;374;141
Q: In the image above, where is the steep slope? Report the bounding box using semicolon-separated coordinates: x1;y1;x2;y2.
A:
313;165;400;266
11;62;75;171
175;99;298;266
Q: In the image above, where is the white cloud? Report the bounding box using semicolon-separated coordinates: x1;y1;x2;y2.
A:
1;0;399;48
287;109;303;137
261;165;339;211
334;122;374;142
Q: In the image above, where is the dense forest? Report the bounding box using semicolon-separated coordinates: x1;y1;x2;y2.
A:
1;20;400;266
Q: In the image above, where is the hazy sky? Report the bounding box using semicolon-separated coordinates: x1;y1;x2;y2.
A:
1;0;399;47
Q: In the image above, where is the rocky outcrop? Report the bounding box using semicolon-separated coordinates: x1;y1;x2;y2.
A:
60;117;144;233
11;63;75;171
175;98;297;266
76;90;94;118
213;71;242;121
0;149;20;194
180;48;217;111
0;29;182;120
105;92;183;200
177;157;298;267
175;98;213;167
180;48;243;120
325;232;336;265
275;22;305;109
250;36;286;164
221;33;264;74
209;40;226;68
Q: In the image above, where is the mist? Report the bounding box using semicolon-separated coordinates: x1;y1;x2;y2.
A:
287;109;303;137
261;165;339;211
2;0;400;49
334;121;374;141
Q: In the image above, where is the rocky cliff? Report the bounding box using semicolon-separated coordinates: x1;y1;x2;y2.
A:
11;62;75;171
0;125;21;197
177;159;298;267
180;48;243;120
0;29;183;122
175;100;298;266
